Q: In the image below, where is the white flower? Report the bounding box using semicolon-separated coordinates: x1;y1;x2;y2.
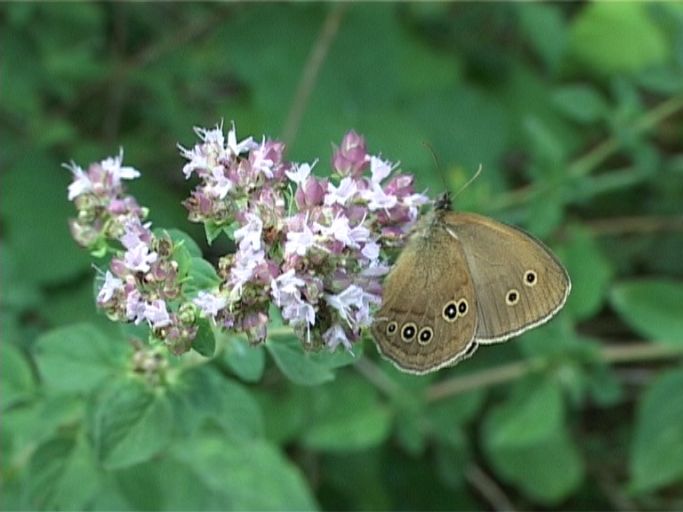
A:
193;291;227;318
123;243;158;273
361;260;391;277
209;167;233;199
325;285;379;328
125;290;146;324
101;149;141;185
285;161;316;185
196;126;225;148
361;241;380;261
403;192;430;208
251;138;275;178
65;162;93;200
316;214;369;249
97;271;122;303
323;324;352;351
226;122;257;157
178;144;209;179
369;155;394;184
271;270;316;333
324;177;357;206
234;213;263;252
282;298;316;327
144;299;171;328
285;222;316;256
270;269;305;306
362;183;397;211
120;218;151;250
230;248;265;294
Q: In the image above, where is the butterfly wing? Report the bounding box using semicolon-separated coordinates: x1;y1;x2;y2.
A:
444;212;570;344
371;219;478;374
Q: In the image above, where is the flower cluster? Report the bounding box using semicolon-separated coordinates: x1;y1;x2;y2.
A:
67;123;429;355
180;124;428;350
66;153;198;354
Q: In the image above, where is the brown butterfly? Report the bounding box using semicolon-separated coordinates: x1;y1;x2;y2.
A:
371;193;570;374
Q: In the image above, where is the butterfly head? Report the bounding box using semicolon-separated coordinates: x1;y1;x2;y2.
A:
434;191;452;211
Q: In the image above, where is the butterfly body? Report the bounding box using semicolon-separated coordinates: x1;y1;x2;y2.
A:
371;197;571;374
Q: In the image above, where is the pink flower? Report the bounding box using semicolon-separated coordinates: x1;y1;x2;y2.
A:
332;130;368;177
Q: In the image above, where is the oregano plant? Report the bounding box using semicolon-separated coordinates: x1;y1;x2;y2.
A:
66;122;429;364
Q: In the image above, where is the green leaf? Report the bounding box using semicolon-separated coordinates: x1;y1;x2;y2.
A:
562;225;613;321
570;3;669;74
518;4;567;71
168;366;264;439
610;279;683;344
630;367;683;492
192;318;216;357
89;377;173;469
302;375;392;452
266;336;335;386
24;434;101;510
221;335;266;383
485;379;563;448
0;155;91;285
310;343;364;369
1;395;84;462
427;390;486;445
204;221;237;245
0;342;36;409
173;435;318;510
184;257;221;295
482;378;583;504
163;228;203;258
255;387;310;445
552;85;608;123
35;323;128;394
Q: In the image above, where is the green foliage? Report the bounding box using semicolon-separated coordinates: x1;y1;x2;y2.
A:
90;377;174;469
611;280;683;344
570;3;670;73
2;3;683;510
630;367;683;493
482;378;584;505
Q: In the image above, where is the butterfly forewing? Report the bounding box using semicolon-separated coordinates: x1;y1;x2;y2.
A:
372;216;478;374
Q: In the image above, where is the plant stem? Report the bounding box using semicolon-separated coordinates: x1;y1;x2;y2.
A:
586;215;683;236
425;342;683;403
282;3;348;147
466;464;517;512
491;94;683;211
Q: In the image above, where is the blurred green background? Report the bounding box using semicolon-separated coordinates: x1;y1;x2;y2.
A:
2;3;683;510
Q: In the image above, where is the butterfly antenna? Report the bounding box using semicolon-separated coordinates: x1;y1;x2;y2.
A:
453;163;483;199
421;141;449;191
